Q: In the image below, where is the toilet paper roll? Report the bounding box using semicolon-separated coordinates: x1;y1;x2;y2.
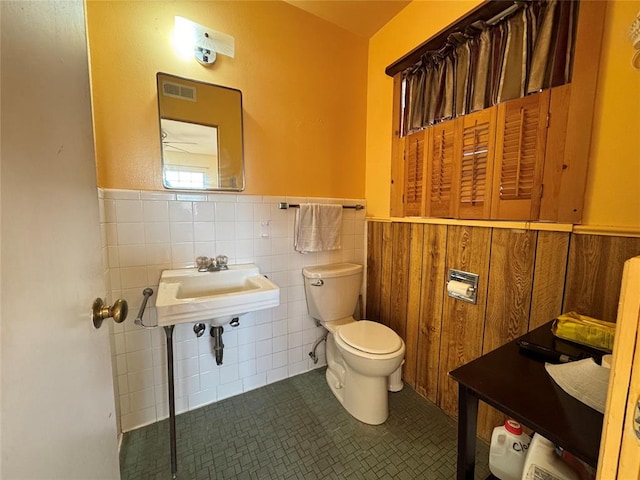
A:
447;280;472;298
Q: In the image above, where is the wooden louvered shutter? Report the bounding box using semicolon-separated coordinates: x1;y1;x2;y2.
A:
403;130;427;216
492;90;550;220
456;107;497;219
425;120;456;217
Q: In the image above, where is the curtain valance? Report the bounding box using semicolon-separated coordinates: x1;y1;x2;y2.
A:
402;0;578;136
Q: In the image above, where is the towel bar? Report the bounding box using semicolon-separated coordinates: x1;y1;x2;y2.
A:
278;202;364;210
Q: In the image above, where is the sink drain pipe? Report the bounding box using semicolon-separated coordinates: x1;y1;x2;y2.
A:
210;326;224;365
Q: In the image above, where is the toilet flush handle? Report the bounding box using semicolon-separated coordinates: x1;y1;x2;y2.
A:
311;279;324;287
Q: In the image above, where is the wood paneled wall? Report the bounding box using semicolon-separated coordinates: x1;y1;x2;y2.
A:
366;221;640;440
564;235;640;322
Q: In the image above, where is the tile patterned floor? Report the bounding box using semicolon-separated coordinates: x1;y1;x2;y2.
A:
120;368;491;479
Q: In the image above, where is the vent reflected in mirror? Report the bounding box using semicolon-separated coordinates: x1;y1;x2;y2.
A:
156;73;244;191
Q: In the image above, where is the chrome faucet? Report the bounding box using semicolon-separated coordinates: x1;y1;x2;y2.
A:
196;255;229;272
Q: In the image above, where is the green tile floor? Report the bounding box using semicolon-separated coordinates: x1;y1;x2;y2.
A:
120;368;491;479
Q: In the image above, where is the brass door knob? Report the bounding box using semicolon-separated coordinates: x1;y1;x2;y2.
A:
92;298;128;329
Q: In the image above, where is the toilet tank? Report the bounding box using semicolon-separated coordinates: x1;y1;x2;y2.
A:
302;263;363;322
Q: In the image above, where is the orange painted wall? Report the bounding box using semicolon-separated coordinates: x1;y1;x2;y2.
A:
365;0;640;229
582;0;640;229
86;1;367;198
365;0;483;218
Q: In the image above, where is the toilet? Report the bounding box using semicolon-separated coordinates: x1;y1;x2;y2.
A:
302;262;405;425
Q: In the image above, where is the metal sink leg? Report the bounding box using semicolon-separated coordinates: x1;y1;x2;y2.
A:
163;325;177;479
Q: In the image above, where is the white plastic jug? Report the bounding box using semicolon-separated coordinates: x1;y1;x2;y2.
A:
489;419;531;480
521;433;579;480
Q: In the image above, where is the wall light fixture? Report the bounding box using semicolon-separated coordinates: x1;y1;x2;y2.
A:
172;16;235;66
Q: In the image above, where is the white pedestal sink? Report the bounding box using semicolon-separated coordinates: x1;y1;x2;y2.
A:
155;263;280;478
155;263;280;327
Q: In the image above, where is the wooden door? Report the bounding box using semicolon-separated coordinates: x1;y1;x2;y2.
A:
1;1;119;477
597;256;640;479
425;119;457;217
491;90;550;220
455;107;497;219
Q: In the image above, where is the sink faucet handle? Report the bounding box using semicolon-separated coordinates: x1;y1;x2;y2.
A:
196;256;212;271
215;255;228;267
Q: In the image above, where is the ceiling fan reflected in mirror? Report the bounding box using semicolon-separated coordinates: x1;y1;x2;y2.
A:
161;128;196;153
160;119;219;156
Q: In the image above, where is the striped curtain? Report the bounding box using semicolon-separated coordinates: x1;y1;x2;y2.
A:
402;0;578;136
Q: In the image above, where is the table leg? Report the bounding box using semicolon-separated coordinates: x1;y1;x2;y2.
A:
457;385;479;480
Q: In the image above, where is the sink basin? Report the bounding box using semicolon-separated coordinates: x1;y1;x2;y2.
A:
155;264;280;327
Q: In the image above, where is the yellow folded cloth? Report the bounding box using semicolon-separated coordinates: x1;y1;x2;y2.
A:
551;312;616;352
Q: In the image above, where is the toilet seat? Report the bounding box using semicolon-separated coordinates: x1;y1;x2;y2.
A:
337;320;402;355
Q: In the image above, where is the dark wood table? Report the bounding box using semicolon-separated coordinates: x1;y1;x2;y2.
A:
449;322;605;480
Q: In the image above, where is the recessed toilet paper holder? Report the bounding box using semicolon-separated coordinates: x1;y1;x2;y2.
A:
447;269;479;304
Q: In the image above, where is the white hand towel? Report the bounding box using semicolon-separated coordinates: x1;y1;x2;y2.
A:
294;203;342;253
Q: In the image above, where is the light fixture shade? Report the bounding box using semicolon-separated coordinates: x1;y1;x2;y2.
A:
173;16;235;66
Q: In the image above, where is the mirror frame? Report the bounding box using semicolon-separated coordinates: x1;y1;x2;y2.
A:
156;72;245;191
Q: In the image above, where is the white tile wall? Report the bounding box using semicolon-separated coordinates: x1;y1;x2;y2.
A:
98;188;366;432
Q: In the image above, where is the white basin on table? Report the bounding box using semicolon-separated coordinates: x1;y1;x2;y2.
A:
155;263;280;327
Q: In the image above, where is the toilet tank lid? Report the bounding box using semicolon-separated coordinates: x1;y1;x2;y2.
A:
302;263;363;279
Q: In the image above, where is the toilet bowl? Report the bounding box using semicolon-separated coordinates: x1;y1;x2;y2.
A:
303;263;405;425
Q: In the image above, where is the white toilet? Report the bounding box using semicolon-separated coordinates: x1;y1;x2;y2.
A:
302;262;405;425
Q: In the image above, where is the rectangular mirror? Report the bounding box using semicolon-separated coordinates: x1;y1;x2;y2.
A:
157;73;245;191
